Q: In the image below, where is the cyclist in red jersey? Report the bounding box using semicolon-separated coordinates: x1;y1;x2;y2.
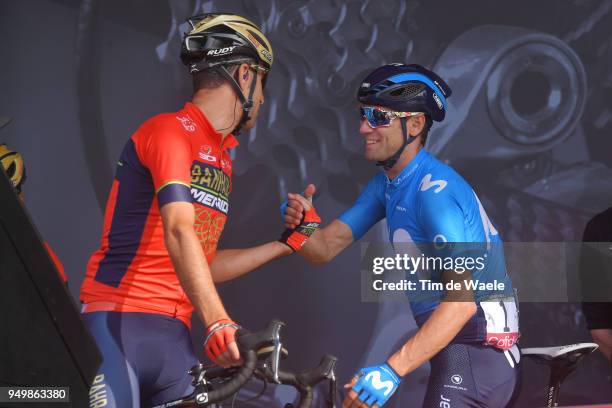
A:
79;14;317;407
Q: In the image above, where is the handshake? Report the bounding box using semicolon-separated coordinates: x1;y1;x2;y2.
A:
279;184;321;251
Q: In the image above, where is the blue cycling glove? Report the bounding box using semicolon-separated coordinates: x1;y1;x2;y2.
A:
352;363;401;407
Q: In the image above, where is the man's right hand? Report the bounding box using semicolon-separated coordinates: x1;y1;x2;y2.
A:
203;318;242;368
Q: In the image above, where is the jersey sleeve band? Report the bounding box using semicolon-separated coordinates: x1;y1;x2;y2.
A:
157;182;193;207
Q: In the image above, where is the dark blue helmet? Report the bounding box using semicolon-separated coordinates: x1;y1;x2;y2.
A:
357;63;452;122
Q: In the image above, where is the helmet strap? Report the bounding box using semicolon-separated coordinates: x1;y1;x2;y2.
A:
376;117;418;171
216;65;257;135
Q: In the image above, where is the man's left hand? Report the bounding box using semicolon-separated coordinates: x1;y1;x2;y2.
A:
279;197;321;251
343;363;401;408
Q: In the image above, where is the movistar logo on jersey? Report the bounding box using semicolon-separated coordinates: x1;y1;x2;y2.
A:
364;371;395;396
419;173;447;193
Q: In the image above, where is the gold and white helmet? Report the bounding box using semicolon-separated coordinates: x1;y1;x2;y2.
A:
181;13;273;74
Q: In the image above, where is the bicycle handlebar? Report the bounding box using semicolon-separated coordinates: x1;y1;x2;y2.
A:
150;320;337;408
189;319;285;406
267;354;338;408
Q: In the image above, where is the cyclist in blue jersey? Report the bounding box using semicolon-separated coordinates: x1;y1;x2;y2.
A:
283;64;520;408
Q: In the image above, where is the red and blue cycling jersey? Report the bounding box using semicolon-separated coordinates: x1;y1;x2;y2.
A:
80;103;237;328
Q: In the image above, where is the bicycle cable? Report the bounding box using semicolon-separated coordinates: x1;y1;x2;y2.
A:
219;370;268;407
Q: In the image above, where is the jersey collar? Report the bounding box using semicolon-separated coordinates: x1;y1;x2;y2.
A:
184;102;240;151
386;148;428;188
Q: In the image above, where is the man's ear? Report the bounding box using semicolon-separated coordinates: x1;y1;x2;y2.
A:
408;115;426;137
237;63;251;94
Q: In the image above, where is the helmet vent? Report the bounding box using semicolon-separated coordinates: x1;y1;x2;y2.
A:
388;83;425;100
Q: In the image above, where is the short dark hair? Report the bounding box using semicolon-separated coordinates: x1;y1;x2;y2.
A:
192;65;237;91
192;58;256;92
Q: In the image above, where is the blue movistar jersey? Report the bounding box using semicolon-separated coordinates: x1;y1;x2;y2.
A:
339;149;519;347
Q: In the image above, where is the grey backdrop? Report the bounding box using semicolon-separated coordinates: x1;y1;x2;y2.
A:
1;0;612;406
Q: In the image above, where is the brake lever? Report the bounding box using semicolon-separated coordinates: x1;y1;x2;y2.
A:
269;323;283;384
324;358;337;408
329;375;337;408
